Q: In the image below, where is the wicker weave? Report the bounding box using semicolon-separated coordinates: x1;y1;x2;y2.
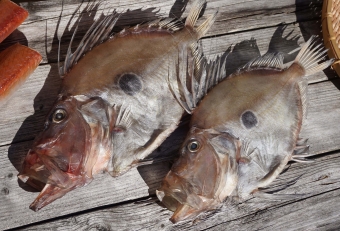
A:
322;0;340;76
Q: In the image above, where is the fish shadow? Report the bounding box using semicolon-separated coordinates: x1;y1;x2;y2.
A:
221;24;302;78
7;2;163;192
137;119;190;195
0;29;28;52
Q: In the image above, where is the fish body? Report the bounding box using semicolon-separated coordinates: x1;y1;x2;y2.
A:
157;36;333;223
18;0;217;211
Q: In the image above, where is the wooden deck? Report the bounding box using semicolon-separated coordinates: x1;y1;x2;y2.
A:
1;0;340;230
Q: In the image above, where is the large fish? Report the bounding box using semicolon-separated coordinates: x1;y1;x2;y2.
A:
17;0;217;211
156;36;333;223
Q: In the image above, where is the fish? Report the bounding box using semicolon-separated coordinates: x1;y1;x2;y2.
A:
17;0;217;211
156;36;333;223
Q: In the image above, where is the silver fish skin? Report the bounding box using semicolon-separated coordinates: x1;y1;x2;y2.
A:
157;36;333;223
18;0;217;211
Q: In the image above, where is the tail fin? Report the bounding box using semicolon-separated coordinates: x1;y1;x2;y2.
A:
294;35;334;76
185;0;218;38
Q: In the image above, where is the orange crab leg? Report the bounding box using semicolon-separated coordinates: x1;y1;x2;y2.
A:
0;0;28;43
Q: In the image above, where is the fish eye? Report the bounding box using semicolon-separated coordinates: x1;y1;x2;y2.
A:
187;140;200;152
52;109;67;123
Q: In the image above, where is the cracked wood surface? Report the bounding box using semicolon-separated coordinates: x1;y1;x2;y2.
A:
0;0;339;230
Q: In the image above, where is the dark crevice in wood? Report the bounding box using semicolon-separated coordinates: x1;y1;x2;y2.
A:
7;195;153;231
203;187;340;231
207;16;320;39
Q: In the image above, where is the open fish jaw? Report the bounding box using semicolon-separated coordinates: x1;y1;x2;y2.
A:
157;36;333;222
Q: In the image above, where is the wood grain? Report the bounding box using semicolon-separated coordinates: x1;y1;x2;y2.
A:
15;151;340;231
0;0;339;230
1;80;340;230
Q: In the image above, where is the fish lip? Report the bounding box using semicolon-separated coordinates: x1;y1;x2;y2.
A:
18;149;50;186
17;174;29;183
170;204;198;223
157;187;205;223
29;183;72;211
18;148;66;190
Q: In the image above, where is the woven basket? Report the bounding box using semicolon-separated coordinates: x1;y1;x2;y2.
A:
322;0;340;76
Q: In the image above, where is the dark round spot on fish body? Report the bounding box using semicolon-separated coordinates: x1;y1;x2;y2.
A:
241;111;258;129
118;73;142;95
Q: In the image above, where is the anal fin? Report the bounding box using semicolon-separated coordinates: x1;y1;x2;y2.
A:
291;137;315;163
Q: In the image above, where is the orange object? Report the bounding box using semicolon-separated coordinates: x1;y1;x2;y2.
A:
322;0;340;76
0;43;42;99
0;0;28;43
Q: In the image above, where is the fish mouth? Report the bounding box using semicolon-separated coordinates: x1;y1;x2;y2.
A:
18;149;87;211
156;190;204;224
28;183;76;211
18;149;53;188
156;174;213;223
18;172;73;211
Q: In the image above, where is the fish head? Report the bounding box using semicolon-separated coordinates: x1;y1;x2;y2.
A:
18;95;93;211
157;127;239;223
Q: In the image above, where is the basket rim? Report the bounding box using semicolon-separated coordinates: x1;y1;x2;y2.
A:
322;0;340;63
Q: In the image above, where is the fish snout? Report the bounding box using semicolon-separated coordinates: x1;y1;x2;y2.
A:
157;174;207;223
17;149;50;188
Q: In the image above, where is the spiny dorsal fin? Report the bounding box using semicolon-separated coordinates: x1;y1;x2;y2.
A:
294;35;334;76
59;11;121;77
238;52;284;74
168;54;227;114
145;17;183;31
185;0;218;38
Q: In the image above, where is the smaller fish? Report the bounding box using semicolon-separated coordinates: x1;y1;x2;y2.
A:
157;36;333;223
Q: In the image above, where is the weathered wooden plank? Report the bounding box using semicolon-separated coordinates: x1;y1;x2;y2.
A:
14;151;340;231
16;0;320;26
207;190;340;231
1;79;340;230
1;0;339;230
0;0;324;64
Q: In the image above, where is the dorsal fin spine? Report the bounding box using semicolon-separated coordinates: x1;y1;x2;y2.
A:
185;0;217;38
60;11;120;77
236;52;284;75
294;35;333;76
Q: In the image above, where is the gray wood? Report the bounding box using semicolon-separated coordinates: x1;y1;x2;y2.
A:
15;151;340;231
0;0;339;230
2;80;340;230
0;0;324;64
